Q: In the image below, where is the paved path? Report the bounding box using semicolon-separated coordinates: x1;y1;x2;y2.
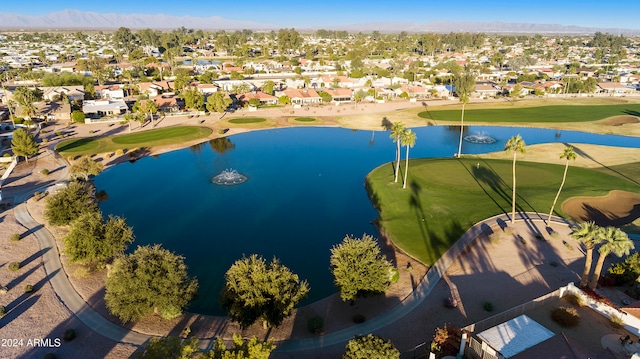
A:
11;180;573;354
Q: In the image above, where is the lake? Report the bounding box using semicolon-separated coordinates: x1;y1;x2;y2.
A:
94;125;640;315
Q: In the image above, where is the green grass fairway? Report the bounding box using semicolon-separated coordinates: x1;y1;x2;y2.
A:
418;104;640;123
57;126;212;156
294;117;317;122
366;158;640;265
228;117;266;124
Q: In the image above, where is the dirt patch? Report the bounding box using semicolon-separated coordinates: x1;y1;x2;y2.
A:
563;190;640;226
601;115;640;126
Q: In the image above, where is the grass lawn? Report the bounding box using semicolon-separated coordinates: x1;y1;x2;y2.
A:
56;126;213;156
294;117;317;122
418;103;640;124
366;158;640;265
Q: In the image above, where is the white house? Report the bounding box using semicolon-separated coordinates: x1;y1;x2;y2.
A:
82;99;128;118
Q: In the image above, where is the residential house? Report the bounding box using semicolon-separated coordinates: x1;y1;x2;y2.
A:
95;85;125;99
150;93;183;113
323;88;353;103
40;86;85;103
597;82;635;95
395;85;428;99
36;101;71;122
320;75;354;88
473;82;501;98
138;81;174;98
237;91;278;106
282;89;322;106
195;83;219;95
82;99;128;118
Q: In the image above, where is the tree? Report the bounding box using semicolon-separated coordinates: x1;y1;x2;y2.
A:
221;254;309;329
105;244;198;323
204;334;275;359
248;98;261;108
136;337;199;359
453;68;476;157
44;181;98;226
206;92;232;113
510;83;523;99
401;129;416;189
504;135;526;223
183;88;205;111
330;234;393;302
571;222;603;288
389;122;405;183
278;95;291;105
343;334;400;359
589;226;634;289
63;211;134;265
71;110;86;124
548;146;577;223
11;128;38;162
261;80;275;95
70;156;104;181
113;27;137;55
318;91;332;103
141;100;159;127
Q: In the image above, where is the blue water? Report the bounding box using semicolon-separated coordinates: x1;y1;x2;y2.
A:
94;126;640;315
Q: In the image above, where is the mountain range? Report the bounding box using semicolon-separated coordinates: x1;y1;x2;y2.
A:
0;9;638;34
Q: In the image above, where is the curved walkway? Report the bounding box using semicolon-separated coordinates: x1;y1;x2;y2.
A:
12;186;572;353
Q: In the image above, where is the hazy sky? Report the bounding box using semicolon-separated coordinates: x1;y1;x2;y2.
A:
2;1;638;30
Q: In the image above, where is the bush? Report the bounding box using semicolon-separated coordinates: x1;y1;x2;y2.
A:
610;315;625;328
352;314;366;323
0;305;5;317
8;262;20;272
41;168;50;175
564;293;585;307
11;233;21;241
488;233;501;243
389;267;400;284
24;284;34;293
307;315;324;334
503;227;514;235
115;149;124;156
63;328;76;341
483;301;494;312
550;232;560;239
551;306;580;327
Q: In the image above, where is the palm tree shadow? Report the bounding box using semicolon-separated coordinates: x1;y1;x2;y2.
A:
571;144;640;186
409;180;429;244
460;160;509;214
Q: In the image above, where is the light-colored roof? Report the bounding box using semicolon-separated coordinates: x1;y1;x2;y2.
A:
477;315;554;358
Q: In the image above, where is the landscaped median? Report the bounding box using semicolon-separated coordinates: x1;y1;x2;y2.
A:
56;126;213;157
365;157;640;265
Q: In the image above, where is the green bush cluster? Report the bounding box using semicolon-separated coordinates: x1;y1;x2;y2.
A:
8;262;21;272
608;252;640;285
11;233;21;242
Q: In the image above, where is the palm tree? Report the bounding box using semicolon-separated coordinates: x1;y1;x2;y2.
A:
548;146;577;223
401;129;417;189
571;222;603;288
589;226;634;289
389;122;405;183
454;68;476;157
504;135;526;223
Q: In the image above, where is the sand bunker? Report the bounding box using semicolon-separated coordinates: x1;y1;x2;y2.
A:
563;190;640;226
602;115;640;126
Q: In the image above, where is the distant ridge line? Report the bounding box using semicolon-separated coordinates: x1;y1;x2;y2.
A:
0;9;638;34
